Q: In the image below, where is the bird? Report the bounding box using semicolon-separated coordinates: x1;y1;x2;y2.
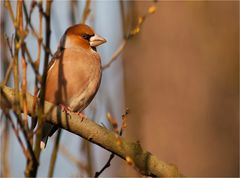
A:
40;24;106;149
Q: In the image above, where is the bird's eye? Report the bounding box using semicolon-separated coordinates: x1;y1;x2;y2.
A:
81;34;91;40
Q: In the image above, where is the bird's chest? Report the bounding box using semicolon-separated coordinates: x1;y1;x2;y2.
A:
65;54;102;112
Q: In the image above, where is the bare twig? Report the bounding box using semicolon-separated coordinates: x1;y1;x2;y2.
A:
95;109;128;177
127;5;156;39
1;37;14;86
18;0;29;129
22;42;42;82
0;90;38;175
94;153;115;178
60;145;87;171
4;112;30;160
48;129;62;178
0;115;10;177
34;0;52;166
7;5;36;171
12;0;22;122
35;0;43;69
81;0;91;24
21;54;28;127
5;35;14;57
102;40;127;70
0;9;10;177
22;1;53;57
102;3;157;70
69;0;77;24
4;1;15;24
84;140;93;177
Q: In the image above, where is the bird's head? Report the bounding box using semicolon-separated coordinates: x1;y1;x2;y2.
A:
60;24;106;51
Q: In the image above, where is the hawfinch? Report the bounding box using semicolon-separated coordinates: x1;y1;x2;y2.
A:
40;24;106;149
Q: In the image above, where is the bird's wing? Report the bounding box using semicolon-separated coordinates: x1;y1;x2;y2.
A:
40;47;64;149
47;47;64;72
47;29;67;71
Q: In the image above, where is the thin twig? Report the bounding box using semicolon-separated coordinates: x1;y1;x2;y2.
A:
48;129;62;178
94;153;115;178
5;112;30;160
23;1;53;57
21;53;28;128
12;0;23;138
0;115;10;177
30;0;43;135
4;1;15;24
0;89;38;176
85;140;93;176
94;111;127;177
34;1;52;165
102;40;127;70
59;145;87;171
81;0;91;24
1;53;14;86
22;42;42;83
35;0;43;69
18;0;29;129
0;9;10;177
69;0;77;24
1;36;14;86
102;3;157;70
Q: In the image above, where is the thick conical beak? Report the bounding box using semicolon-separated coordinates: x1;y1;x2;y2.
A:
90;34;106;47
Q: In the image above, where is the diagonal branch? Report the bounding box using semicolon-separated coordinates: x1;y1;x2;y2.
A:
0;85;181;177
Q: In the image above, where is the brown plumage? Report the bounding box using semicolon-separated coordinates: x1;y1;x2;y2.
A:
41;24;106;149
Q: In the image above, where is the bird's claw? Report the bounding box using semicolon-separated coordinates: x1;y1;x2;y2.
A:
60;104;85;121
76;112;85;121
60;104;72;118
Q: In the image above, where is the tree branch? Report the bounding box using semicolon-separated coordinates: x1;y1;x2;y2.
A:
0;85;181;177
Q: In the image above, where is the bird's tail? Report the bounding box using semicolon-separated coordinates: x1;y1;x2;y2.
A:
40;136;48;149
40;122;58;149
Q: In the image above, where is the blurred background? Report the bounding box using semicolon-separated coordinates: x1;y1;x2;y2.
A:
0;1;239;177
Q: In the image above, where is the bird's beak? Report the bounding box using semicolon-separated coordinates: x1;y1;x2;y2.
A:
90;34;106;47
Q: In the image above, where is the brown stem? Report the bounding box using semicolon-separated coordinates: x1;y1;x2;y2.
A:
1;115;10;177
69;0;77;24
102;3;157;70
12;0;22;123
4;1;15;23
94;153;115;178
48;129;62;178
22;1;53;57
85;140;93;176
4;112;30;160
21;52;28;128
81;0;91;24
0;9;10;176
102;40;127;70
18;0;29;129
60;145;87;171
34;0;52;163
35;0;43;69
1;51;14;86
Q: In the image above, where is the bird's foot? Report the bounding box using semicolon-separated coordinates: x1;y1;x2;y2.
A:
59;104;85;121
60;104;72;118
75;112;85;121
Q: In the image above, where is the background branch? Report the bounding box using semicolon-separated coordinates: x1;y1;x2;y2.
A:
48;129;62;178
102;2;157;70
